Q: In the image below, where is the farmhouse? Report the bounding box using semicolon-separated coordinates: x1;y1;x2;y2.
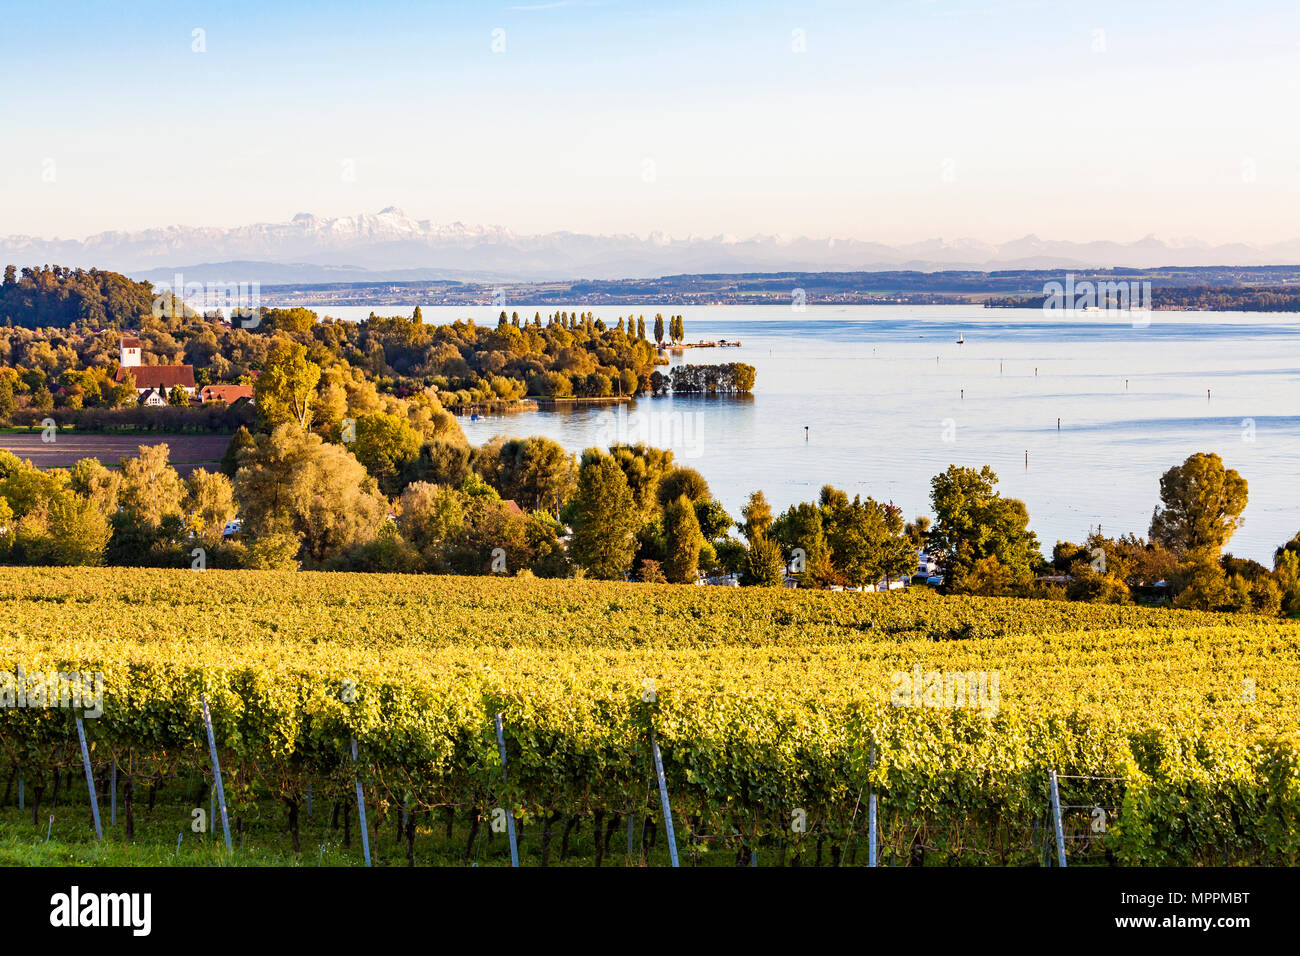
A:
114;336;196;399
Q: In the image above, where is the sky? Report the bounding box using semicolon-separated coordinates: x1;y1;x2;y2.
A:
1;0;1298;244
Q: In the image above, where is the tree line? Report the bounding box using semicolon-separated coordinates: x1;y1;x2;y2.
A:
0;265;157;330
4;376;1298;618
985;286;1300;311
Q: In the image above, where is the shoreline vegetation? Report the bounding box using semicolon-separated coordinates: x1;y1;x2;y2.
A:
0;263;1297;621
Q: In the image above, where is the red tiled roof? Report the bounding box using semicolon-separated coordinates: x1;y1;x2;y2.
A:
115;365;195;389
199;384;254;403
120;335;141;348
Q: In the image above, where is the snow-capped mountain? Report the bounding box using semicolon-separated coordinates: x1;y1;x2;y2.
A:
3;209;1299;285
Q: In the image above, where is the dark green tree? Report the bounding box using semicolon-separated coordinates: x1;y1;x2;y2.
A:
663;494;702;583
1149;452;1248;557
772;501;829;581
220;425;256;478
496;436;576;516
743;533;786;587
568;449;640;580
928;464;1040;591
656;466;709;507
693;498;733;542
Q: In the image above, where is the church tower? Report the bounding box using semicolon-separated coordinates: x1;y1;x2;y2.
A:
120;335;141;368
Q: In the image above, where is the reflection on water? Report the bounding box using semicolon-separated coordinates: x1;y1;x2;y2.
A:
316;304;1300;562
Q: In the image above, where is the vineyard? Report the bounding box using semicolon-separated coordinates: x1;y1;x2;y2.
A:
1;567;1298;866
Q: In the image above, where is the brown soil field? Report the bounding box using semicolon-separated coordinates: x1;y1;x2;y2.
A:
0;432;232;475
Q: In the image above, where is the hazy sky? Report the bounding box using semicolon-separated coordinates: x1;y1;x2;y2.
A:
2;0;1297;244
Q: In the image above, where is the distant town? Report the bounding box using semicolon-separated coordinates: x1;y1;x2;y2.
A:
257;265;1300;310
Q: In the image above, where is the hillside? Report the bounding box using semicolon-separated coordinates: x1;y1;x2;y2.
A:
3;568;1297;866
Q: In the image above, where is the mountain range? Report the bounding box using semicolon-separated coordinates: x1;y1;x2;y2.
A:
4;208;1299;286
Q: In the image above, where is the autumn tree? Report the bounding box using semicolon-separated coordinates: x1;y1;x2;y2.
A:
256;339;321;429
1149;452;1248;557
118;444;185;527
221;425;256;477
772;501;831;583
609;443;675;518
12;494;110;566
0;377;14;421
69;457;121;517
396;481;465;565
353;411;422;494
235;423;387;564
185;468;237;544
738;490;773;543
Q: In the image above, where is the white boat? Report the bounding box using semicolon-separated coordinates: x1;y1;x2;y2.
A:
956;332;964;344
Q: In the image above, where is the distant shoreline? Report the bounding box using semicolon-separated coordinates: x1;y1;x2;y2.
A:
253;265;1300;311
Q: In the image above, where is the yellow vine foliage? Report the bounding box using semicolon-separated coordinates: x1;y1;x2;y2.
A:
1;567;1297;863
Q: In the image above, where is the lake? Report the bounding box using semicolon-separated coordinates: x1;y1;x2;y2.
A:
314;304;1300;564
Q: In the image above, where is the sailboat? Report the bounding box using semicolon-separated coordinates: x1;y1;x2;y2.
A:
956;332;964;344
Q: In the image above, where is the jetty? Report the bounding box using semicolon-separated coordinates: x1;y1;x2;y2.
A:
658;339;742;351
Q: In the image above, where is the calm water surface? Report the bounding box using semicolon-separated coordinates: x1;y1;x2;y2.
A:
317;305;1300;563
